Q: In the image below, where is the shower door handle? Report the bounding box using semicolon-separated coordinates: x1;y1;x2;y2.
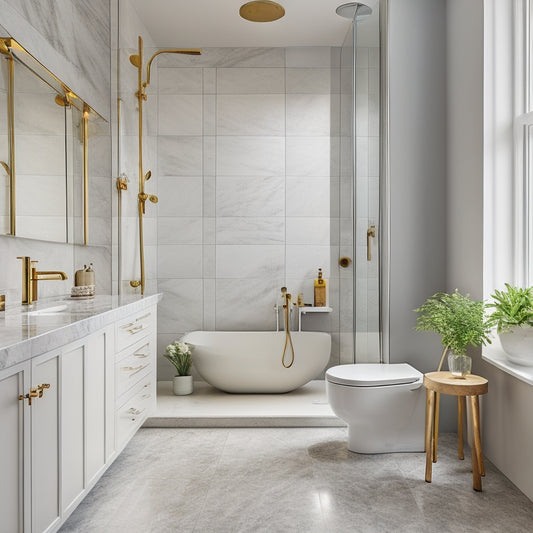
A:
367;225;376;261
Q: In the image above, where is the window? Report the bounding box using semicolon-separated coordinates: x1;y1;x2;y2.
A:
484;0;533;295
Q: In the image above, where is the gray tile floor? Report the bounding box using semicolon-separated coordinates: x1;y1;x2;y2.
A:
61;428;533;533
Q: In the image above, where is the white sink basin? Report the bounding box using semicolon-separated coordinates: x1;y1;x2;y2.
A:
26;304;69;316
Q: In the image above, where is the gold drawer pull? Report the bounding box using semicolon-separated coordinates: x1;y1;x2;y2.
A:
127;324;145;334
119;322;134;329
133;352;149;358
126;406;145;421
121;364;146;377
141;393;152;399
135;313;151;322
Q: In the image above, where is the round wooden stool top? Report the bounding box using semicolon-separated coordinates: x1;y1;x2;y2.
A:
424;371;488;396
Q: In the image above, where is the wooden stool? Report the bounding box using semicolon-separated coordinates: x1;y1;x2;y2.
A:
424;371;488;491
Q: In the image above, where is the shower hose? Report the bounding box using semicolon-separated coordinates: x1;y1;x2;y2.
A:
282;296;295;368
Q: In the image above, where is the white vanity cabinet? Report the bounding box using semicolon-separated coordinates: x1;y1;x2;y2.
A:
0;301;158;533
0;361;31;533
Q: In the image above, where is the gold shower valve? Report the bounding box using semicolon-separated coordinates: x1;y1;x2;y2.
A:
339;257;352;268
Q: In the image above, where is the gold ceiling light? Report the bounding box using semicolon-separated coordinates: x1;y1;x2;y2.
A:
239;1;285;23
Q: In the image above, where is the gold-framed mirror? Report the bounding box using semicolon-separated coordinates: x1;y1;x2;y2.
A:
0;37;107;245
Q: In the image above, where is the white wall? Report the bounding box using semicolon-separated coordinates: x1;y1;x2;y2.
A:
387;0;451;425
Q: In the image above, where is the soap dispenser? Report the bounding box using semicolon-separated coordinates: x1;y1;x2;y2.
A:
85;263;95;286
314;268;327;307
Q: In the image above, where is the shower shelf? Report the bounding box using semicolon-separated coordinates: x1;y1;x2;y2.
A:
298;306;332;331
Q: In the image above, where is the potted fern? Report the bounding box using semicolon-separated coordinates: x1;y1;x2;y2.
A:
414;290;492;377
487;284;533;366
164;341;194;395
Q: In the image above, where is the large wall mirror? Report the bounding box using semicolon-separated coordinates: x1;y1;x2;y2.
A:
0;37;106;244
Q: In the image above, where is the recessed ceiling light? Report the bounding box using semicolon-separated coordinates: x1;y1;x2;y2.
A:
239;1;285;23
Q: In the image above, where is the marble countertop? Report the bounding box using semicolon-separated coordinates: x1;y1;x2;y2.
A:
0;293;162;371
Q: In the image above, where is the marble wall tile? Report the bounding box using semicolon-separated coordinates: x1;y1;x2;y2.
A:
216;136;284;176
203;68;216;94
286;94;331;136
158;67;203;94
216;95;285;136
89;177;112;218
286;217;330;245
216;177;285;217
157;178;202;217
203;136;216;176
216;245;285;279
286;137;330;176
203;244;216;278
158;95;202;136
286;68;331;94
216;217;285;245
203;278;216;330
286;47;332;68
158;217;203;244
203;96;216;136
285;245;331;280
215;278;281;331
88;217;112;246
286;178;330;217
158;136;203;176
158;244;203;279
217;68;285;94
157;278;203;334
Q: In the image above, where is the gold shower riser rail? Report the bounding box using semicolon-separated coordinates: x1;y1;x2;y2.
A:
129;36;201;294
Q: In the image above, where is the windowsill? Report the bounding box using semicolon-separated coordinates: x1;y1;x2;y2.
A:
482;337;533;386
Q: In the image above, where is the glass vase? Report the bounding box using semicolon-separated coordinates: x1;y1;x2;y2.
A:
447;353;472;377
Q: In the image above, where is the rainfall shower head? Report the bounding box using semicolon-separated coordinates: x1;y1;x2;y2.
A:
336;2;372;20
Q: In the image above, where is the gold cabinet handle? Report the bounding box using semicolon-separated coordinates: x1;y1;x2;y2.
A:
127;324;145;334
367;225;376;261
18;390;38;406
35;383;50;398
133;352;149;358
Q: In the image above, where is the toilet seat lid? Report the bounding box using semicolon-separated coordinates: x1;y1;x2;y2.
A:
326;363;422;387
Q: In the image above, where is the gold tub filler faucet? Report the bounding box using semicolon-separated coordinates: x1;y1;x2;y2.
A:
280;287;295;368
17;256;68;304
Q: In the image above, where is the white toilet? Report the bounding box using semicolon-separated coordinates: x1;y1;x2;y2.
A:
326;363;426;454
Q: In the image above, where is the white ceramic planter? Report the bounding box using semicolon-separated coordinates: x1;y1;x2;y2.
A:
499;326;533;366
173;375;193;395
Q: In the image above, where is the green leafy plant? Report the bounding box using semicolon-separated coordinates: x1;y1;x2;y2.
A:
486;284;533;333
164;341;193;376
414;289;492;370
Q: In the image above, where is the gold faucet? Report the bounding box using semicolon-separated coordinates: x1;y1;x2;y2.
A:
17;256;68;304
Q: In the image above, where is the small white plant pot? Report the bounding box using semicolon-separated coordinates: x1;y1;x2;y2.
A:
173;375;193;395
499;326;533;366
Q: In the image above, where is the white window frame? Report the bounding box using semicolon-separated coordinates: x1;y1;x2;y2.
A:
484;0;533;297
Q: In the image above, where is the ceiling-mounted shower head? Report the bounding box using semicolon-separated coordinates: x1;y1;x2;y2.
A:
336;2;372;20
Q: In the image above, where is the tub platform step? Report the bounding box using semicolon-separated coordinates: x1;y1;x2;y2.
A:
144;380;345;428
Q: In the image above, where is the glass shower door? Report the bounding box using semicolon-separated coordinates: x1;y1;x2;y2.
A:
337;4;381;364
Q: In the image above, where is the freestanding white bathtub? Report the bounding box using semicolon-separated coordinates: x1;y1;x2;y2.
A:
181;331;331;393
